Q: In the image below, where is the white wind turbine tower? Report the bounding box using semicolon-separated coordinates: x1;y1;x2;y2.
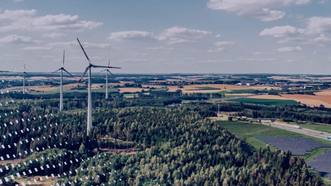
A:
100;60;115;99
49;51;75;111
19;64;30;94
76;38;121;136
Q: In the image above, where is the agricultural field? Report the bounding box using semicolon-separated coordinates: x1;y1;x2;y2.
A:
228;98;299;106
119;88;148;93
298;123;331;134
248;90;331;108
268;76;310;82
148;84;279;93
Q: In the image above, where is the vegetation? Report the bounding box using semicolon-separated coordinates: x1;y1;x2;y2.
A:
0;97;324;185
229;98;299;106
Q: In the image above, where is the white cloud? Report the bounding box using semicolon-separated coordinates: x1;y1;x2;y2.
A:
158;26;211;40
145;46;174;50
14;0;24;2
121;58;148;63
215;34;221;38
254;52;275;55
107;31;156;41
207;48;225;52
0;34;41;44
108;26;211;44
306;17;331;35
158;26;211;44
257;9;285;22
0;9;37;20
318;0;327;4
214;41;235;47
0;9;102;32
48;41;112;49
23;46;52;51
42;33;66;38
277;46;302;52
207;0;310;21
166;38;194;44
309;35;331;45
260;25;305;37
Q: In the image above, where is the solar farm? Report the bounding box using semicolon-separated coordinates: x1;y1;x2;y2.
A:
255;136;330;156
308;149;331;179
218;120;331;183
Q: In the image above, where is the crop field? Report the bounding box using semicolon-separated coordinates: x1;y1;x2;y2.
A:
119;88;149;93
298;123;331;134
148;84;279;93
123;93;139;98
268;76;310;82
228;98;299;106
189;86;221;90
249;90;331;108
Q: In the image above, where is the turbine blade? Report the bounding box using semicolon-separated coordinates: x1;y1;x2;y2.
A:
74;67;89;90
92;65;121;69
76;38;91;63
63;50;65;67
47;68;61;76
24;72;31;77
108;59;110;67
62;68;75;78
107;70;115;77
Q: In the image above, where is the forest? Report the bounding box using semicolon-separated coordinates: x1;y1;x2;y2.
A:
0;92;325;185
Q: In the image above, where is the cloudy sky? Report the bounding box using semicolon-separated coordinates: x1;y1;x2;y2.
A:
0;0;331;74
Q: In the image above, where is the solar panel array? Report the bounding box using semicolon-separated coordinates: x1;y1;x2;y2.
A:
307;150;331;179
0;98;124;186
255;136;329;155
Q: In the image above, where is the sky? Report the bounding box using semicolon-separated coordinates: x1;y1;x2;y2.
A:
0;0;331;74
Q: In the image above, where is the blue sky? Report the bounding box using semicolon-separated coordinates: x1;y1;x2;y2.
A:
0;0;331;74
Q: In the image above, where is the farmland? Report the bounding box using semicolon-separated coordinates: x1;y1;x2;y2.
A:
228;98;299;106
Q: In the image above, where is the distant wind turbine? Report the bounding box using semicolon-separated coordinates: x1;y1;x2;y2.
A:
49;51;75;111
100;60;115;99
19;64;30;94
76;38;121;136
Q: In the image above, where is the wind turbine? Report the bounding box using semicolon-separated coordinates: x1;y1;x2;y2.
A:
100;60;115;99
49;51;75;111
76;38;121;136
19;64;30;94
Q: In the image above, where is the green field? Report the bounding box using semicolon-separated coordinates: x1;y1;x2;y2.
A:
298;123;331;134
150;88;168;92
123;93;139;98
228;98;299;106
219;89;263;94
195;86;220;90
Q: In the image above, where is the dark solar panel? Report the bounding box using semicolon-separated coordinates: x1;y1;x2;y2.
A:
307;150;331;179
255;136;329;156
